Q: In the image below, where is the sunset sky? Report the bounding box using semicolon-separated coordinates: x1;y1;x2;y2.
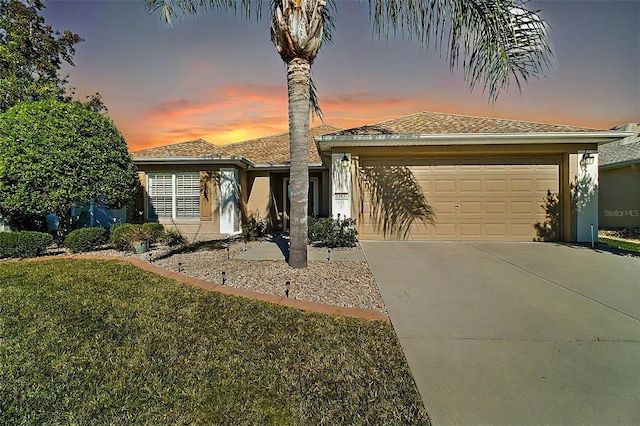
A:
41;0;639;152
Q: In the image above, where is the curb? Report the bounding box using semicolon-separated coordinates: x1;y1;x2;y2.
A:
8;255;390;323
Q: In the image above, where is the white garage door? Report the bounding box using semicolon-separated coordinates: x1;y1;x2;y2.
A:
358;156;559;241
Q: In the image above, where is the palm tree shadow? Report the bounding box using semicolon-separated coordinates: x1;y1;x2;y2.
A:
357;165;436;239
534;174;598;242
269;234;290;262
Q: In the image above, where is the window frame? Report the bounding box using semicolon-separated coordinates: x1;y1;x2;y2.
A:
147;171;200;220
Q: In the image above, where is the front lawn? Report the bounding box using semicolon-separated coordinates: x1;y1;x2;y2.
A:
0;259;429;425
598;236;640;253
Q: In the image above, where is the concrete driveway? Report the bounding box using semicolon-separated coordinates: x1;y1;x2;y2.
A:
361;242;640;426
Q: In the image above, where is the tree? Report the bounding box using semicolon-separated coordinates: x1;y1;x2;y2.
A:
0;0;83;113
0;99;139;232
143;0;552;268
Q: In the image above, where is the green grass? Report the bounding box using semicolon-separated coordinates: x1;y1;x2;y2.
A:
0;259;429;425
598;237;640;253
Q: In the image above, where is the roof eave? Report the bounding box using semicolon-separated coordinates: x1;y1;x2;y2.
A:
599;159;640;170
315;131;634;153
133;156;253;168
249;162;326;170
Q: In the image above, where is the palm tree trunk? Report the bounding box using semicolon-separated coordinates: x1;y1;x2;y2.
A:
287;57;310;269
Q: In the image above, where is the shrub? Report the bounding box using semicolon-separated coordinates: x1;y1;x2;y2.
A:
162;228;186;247
308;216;358;248
0;231;52;258
64;227;108;253
141;222;165;243
241;217;267;242
109;223;138;251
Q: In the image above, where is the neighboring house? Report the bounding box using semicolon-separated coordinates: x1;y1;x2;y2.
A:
131;111;631;242
598;123;640;228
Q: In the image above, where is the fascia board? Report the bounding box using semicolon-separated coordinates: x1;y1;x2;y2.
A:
133;157;253;168
315;131;635;152
249;163;326;170
599;159;640;170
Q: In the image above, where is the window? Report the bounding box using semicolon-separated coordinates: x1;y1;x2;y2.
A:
148;172;200;220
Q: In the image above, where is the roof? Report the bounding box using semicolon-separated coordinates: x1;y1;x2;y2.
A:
599;123;640;168
221;124;340;165
331;111;600;136
131;139;222;159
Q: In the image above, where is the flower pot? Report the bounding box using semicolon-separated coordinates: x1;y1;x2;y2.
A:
132;240;149;254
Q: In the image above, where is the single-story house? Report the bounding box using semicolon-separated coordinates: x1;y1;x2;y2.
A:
598;123;640;228
131;111;632;242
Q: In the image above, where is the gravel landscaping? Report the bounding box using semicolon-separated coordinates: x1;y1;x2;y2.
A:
47;238;388;315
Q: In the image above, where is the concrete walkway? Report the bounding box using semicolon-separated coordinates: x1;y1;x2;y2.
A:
361;241;640;425
233;236;365;261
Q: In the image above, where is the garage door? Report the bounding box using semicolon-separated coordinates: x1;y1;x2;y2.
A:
358;156;559;241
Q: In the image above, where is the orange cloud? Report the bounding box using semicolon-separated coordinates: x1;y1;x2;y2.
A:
123;84;621;153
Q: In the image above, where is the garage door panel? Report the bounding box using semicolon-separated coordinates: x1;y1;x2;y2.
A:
460;202;481;214
511;201;534;214
358;156;559;241
486;180;507;192
460;223;482;236
486;223;507;236
511;179;533;192
485;201;507;214
435;180;456;192
461;180;482;192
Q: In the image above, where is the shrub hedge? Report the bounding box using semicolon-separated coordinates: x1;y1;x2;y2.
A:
65;227;108;253
109;223;139;251
162;228;186;246
0;231;53;258
308;216;358;248
141;222;165;243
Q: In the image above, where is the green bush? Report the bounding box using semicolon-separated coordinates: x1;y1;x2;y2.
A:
308;216;358;248
109;223;138;251
0;231;52;258
162;228;186;247
241;217;267;242
64;227;108;253
141;222;165;243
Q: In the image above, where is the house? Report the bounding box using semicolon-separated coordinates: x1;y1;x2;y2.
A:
131;126;339;241
131;111;631;242
598;123;640;228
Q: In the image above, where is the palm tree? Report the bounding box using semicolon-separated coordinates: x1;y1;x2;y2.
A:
143;0;552;268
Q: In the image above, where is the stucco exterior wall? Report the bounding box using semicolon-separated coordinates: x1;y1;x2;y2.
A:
245;172;272;223
599;165;640;227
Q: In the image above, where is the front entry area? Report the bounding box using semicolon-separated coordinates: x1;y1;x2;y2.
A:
357;156;560;241
282;177;319;230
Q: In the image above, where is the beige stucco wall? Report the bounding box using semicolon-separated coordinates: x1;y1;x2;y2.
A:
599;165;640;227
245;172;272;223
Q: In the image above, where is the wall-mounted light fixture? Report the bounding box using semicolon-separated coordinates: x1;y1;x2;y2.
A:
580;152;595;168
340;153;350;169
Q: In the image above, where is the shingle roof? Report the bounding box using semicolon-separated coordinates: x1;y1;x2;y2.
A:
221;124;341;165
599;123;640;167
332;111;600;136
131;139;223;159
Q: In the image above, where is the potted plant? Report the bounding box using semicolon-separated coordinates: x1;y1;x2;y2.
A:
124;226;152;253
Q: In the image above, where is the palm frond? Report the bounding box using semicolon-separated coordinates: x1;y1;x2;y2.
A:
369;0;553;101
143;0;262;25
309;76;323;122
